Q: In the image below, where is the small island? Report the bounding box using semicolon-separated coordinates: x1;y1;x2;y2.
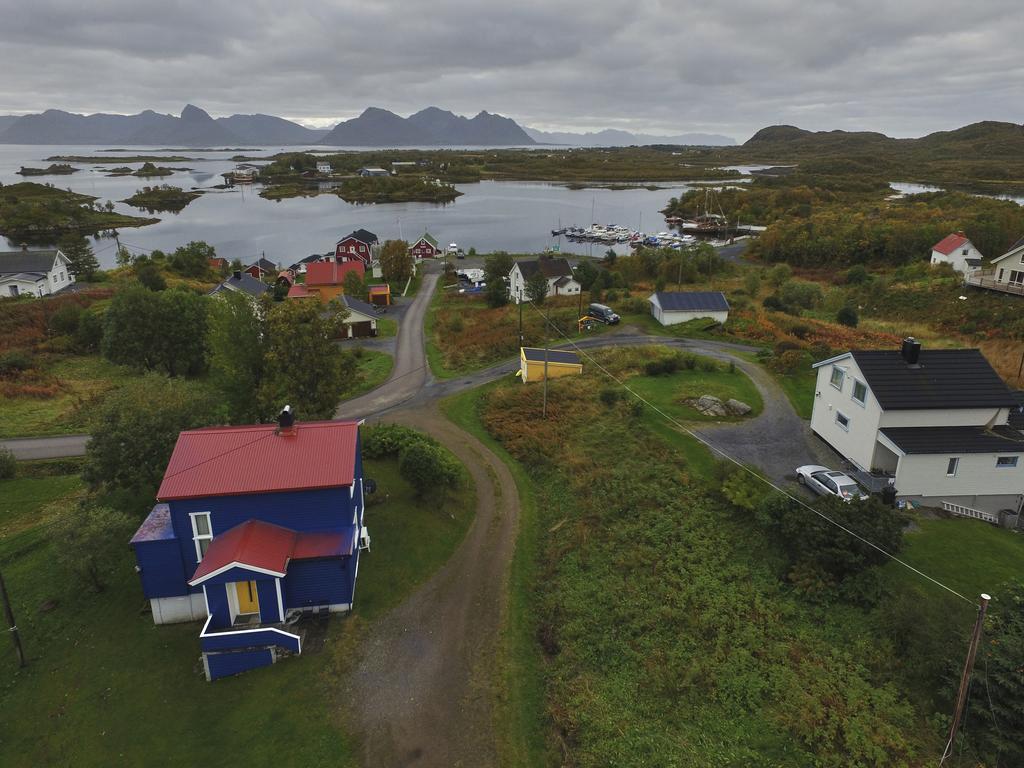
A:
260;175;462;204
0;181;158;240
46;154;195;163
132;162;175;178
17;164;79;177
121;185;202;213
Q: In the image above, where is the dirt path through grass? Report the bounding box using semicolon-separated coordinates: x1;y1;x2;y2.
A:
345;405;518;767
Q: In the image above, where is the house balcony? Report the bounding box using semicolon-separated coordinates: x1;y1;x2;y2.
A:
965;270;1024;296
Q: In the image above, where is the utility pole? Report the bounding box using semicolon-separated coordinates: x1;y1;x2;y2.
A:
1017;349;1023;383
0;568;25;668
518;290;523;347
940;593;991;766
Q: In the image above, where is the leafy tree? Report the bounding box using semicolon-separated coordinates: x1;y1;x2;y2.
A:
379;239;414;284
54;502;135;592
258;300;356;420
102;286;207;376
343;269;367;301
743;269;762;296
135;260;166;291
845;265;870;284
48;303;82;336
756;494;906;586
966;579;1024;765
779;280;823;310
482;251;514;285
836;306;859;327
115;244;133;267
574;260;600;291
207;290;268;423
169;240;216;277
58;233;100;280
83;373;223;493
525;270;549;306
74;303;107;352
768;263;792;287
603;249;617;265
398;441;460;497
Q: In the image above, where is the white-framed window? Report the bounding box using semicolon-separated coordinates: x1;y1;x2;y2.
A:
835;411;850;431
830;366;845;390
851;380;867;405
996;456;1019;469
190;512;213;560
946;457;959;477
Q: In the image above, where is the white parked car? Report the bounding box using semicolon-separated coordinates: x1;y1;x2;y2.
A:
795;465;870;502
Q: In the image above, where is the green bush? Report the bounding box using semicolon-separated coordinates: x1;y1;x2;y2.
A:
398;441;460;496
837;306;859;327
599;387;621;406
0;349;32;376
845;264;870;284
74;303;107;352
779;280;823;310
362;423;438;459
0;446;16;479
48;303;83;336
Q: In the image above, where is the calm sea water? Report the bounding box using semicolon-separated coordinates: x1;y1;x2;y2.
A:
0;145;705;269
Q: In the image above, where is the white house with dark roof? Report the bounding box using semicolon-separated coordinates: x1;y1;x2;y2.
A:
648;291;729;325
811;338;1024;520
0;248;74;297
509;258;580;303
930;232;983;275
208;270;273;302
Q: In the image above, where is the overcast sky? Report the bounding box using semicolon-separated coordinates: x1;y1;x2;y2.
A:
0;0;1021;141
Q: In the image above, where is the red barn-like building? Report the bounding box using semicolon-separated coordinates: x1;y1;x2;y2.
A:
334;229;378;265
409;233;440;260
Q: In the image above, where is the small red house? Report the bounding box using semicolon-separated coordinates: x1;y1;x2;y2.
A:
334;229;378;266
368;284;391;307
244;258;278;280
409;233;440;260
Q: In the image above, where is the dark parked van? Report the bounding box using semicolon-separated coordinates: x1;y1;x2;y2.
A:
588;303;620;325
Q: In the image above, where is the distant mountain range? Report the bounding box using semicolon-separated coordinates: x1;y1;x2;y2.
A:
525;127;736;146
0;104;739;147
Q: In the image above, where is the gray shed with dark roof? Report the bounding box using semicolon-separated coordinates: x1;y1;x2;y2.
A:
648;291;729;326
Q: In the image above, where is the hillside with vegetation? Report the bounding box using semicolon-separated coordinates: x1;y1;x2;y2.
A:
0;181;157;240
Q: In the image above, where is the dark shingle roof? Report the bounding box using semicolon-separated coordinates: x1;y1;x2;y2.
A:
849;349;1016;410
1009;392;1024;431
0;250;59;275
340;294;378;318
522;347;580;365
880;426;1024;455
340;229;378;245
210;273;272;298
517;258;573;279
652;291;730;312
247;257;278;272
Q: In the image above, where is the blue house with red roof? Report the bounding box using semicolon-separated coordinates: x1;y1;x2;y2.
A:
130;408;368;681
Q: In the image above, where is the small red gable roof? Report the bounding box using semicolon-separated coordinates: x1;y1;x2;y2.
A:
932;232;970;255
287;283;312;298
188;520;354;585
368;284;390;295
157;421;359;501
305;260;365;286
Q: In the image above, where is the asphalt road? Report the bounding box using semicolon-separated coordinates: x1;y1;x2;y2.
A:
0;434;90;460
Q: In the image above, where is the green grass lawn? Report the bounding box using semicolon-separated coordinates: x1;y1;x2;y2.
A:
0;354;152;439
622;364;763;422
375;317;398;338
340;350;393;400
0;450;475;767
774;367;816;420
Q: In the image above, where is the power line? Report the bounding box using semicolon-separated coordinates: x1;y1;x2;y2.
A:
524;300;977;607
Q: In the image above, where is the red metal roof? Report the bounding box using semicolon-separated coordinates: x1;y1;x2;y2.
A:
368;284;390;295
287;283;312;298
305;260;364;286
932;232;969;255
156;421;359;501
188;520;354;585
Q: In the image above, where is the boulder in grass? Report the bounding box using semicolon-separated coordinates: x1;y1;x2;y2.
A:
695;394;728;417
726;398;752;416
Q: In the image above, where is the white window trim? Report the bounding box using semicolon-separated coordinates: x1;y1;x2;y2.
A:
830;366;845;391
995;456;1019;469
946;457;959;477
190;511;213;562
851;379;868;407
835;411;850;431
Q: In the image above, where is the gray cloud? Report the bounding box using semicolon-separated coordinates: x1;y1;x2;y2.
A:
0;0;1021;140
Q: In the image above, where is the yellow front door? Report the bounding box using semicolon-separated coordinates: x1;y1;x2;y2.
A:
235;581;259;615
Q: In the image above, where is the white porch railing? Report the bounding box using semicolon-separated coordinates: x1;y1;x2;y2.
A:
941;501;998;525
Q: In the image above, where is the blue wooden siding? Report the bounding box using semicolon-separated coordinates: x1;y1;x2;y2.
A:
206;648;275;680
133;539;189;599
284;557;353;609
201;626;299;654
205;583;230;626
167;487;354;587
256;580;281;622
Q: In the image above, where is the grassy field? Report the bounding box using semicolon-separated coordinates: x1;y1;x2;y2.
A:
775;366;816;419
339;349;393;401
440;363;1024;766
622;360;763;421
375;316;398;338
0;450;475;768
0;355;162;438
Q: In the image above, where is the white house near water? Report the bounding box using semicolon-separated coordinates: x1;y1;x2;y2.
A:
648;291;730;325
509;258;581;304
0;248;75;297
316;161;332;174
810;339;1024;522
986;236;1024;289
930;232;983;275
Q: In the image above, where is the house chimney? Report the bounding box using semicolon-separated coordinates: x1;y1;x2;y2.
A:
232;269;242;281
277;404;296;435
900;337;921;366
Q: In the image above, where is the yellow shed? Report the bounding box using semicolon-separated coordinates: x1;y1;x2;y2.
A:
520;347;583;383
